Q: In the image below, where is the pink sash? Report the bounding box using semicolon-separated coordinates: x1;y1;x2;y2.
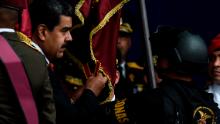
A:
0;35;39;124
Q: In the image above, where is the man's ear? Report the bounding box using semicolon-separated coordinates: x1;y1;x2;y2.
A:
37;24;47;41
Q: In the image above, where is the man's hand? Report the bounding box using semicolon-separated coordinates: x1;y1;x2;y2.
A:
85;73;107;96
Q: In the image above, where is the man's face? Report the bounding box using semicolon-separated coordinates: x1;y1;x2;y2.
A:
43;15;72;60
117;36;131;59
209;50;220;82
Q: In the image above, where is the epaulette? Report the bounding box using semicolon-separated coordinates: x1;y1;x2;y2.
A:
16;32;40;53
127;62;144;70
65;75;83;86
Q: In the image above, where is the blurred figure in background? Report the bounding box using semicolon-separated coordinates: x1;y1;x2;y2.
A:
148;26;219;123
115;22;133;99
117;23;133;67
207;33;220;109
116;22;151;99
100;26;220;124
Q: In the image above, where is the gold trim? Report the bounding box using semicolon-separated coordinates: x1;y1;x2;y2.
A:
65;75;83;86
99;68;114;104
193;106;215;123
75;0;86;26
89;0;130;61
90;0;129;83
120;22;133;33
16;32;40;53
75;0;130;103
127;62;144;70
89;0;129;103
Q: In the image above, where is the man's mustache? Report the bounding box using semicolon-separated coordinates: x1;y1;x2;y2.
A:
61;43;67;48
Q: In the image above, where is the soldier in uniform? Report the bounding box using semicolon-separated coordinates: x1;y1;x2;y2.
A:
115;22;133;99
0;0;56;123
115;22;149;99
207;33;220;110
100;26;220;124
147;26;220;124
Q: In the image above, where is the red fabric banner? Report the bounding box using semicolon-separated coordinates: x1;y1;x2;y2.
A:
75;0;129;85
20;8;32;38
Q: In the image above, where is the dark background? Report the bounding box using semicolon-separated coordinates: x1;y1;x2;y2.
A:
122;0;220;63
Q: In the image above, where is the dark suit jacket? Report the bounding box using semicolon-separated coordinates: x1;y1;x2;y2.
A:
0;32;56;124
48;67;102;124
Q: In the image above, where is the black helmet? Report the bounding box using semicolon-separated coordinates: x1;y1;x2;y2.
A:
150;26;208;74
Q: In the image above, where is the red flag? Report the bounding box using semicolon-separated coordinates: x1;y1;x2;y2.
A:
20;0;32;38
76;0;129;83
73;0;129;103
20;8;32;38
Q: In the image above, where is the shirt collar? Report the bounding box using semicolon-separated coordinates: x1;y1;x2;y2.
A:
212;83;220;90
31;41;50;65
0;28;15;33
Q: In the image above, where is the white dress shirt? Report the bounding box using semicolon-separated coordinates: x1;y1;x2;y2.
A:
207;82;220;109
0;28;15;33
31;41;50;65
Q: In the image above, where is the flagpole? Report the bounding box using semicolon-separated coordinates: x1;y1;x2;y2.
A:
139;0;157;89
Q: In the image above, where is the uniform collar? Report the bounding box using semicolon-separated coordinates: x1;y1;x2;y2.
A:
0;28;15;33
31;41;50;65
0;28;50;65
209;83;220;92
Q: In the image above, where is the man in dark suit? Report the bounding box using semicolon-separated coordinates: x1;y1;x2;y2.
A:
0;0;56;124
29;0;107;123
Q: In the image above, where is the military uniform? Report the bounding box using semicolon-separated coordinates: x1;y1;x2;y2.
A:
0;0;56;123
116;22;149;99
99;26;220;124
0;32;56;124
51;54;103;124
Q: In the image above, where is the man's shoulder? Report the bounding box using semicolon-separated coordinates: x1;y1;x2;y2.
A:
0;32;45;63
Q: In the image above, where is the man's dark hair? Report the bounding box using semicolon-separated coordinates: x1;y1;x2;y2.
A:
29;0;73;32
